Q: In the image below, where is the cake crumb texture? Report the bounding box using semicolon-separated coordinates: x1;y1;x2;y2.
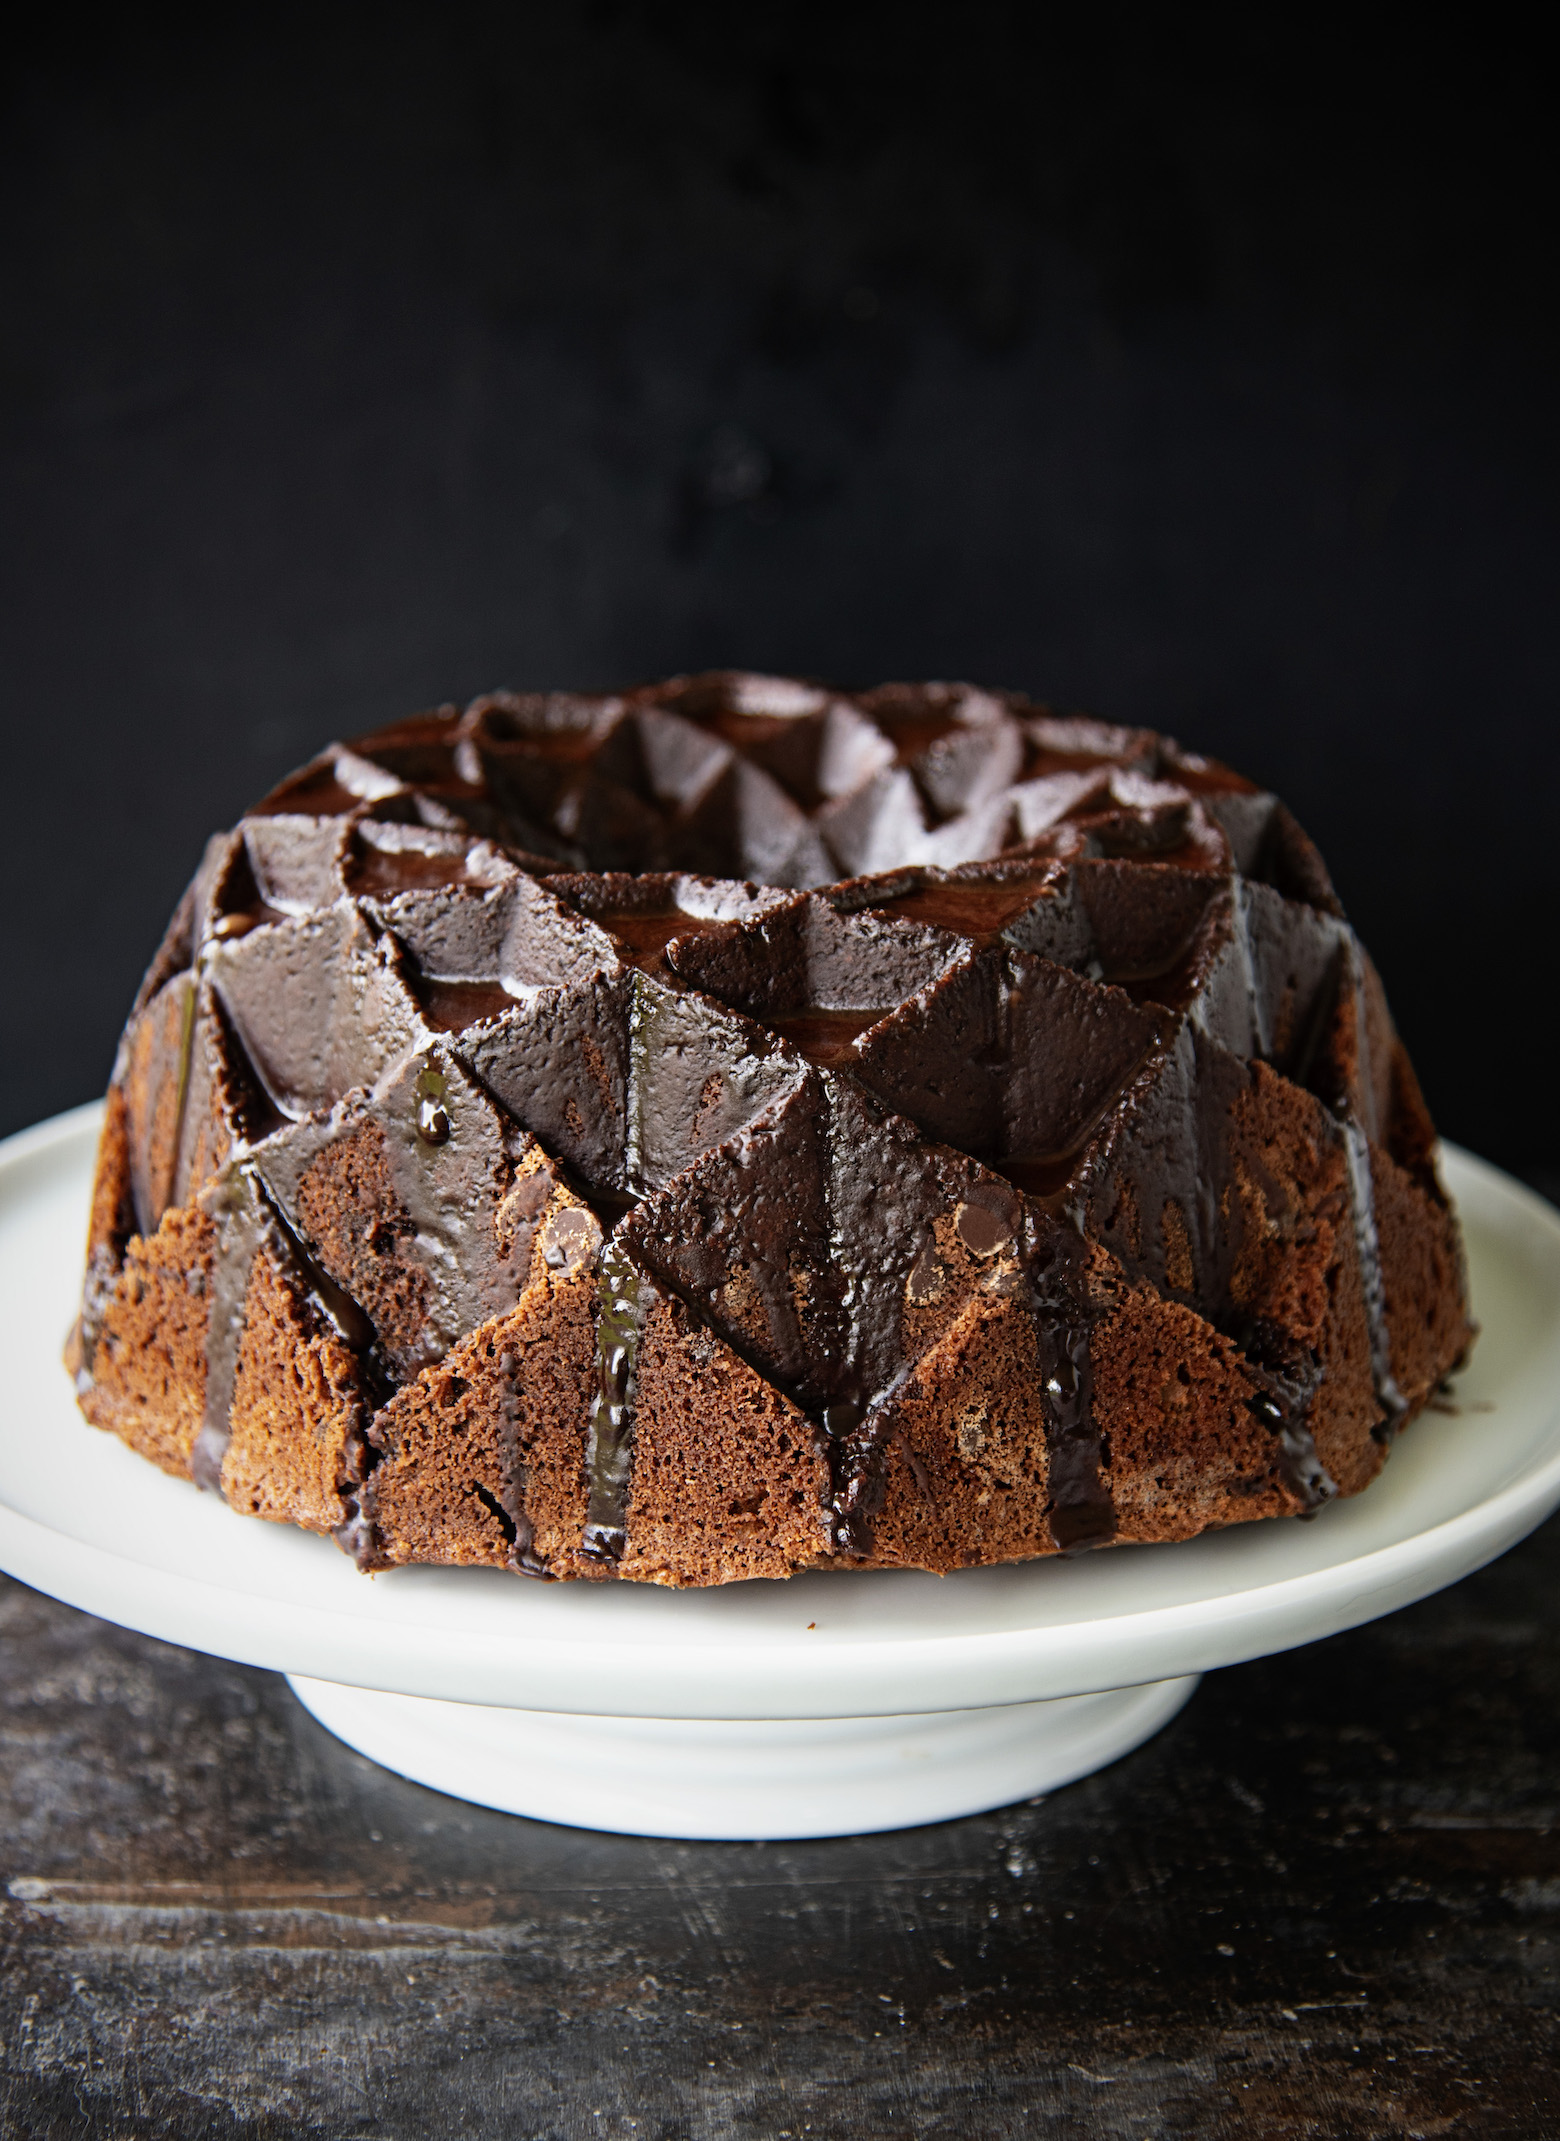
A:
220;1246;370;1534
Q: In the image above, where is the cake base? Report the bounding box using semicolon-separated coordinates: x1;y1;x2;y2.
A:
285;1672;1201;1839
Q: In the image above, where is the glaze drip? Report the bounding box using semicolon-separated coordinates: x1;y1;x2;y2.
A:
192;1159;378;1497
495;1347;551;1578
1244;1381;1335;1510
415;1064;452;1146
1036;1318;1112;1552
333;1418;381;1570
1342;1118;1409;1432
827;1382;908;1558
168;974;199;1205
1023;1221;1117;1554
191;1162;266;1492
582;1236;649;1564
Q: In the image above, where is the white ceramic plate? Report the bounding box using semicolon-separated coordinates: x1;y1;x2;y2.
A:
3;1105;1558;1725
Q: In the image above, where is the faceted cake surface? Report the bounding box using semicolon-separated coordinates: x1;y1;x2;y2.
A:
71;675;1473;1586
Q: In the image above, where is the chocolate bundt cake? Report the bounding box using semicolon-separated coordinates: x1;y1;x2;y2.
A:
69;674;1473;1585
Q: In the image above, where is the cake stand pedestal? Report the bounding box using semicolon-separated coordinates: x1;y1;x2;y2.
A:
5;1108;1560;1842
285;1673;1200;1840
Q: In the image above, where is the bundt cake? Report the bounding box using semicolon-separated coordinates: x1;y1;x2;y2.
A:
68;674;1474;1585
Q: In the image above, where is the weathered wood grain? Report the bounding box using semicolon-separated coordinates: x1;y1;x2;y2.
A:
4;1515;1559;2138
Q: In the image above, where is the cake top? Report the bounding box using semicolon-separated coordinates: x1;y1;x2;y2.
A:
146;674;1382;1226
245;670;1342;910
136;666;1400;1397
148;671;1376;1222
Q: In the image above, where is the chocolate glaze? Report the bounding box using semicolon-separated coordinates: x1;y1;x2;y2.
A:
346;820;507;898
582;1236;652;1566
460;978;632;1188
767;1009;886;1065
254;1044;546;1380
1020;1213;1116;1554
1342;1119;1410;1433
543;870;791;980
334;678;1273;889
419;980;519;1033
664;892;959;1020
206;905;425;1123
1056;1021;1339;1504
494;1348;551;1578
829;1198;1116;1559
332;1418;382;1570
192;1158;378;1496
241;813;354;916
619;1065;1093;1559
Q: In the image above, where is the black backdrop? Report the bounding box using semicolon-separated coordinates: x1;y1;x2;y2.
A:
3;7;1556;1173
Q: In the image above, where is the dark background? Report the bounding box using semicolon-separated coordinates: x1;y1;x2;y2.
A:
3;6;1557;1175
5;21;1560;2134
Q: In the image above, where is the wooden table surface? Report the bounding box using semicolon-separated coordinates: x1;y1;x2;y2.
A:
3;1508;1558;2139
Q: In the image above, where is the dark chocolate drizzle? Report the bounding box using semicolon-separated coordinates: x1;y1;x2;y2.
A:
494;1348;551;1578
581;1235;649;1565
168;973;199;1208
191;1161;267;1492
74;1258;116;1386
1236;1342;1336;1511
333;1417;382;1570
1342;1117;1409;1435
414;1064;452;1146
1021;1216;1117;1554
827;1206;1119;1561
77;1121;140;1384
826;1387;908;1559
192;1158;380;1501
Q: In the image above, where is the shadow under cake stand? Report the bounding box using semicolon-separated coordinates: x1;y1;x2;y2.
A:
4;1108;1559;1841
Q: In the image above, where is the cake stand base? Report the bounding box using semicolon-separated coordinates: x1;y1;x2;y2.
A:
286;1672;1201;1839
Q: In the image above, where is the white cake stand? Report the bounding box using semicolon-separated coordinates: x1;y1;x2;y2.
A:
4;1106;1559;1840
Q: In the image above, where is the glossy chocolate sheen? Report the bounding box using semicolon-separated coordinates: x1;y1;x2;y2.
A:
72;672;1472;1584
